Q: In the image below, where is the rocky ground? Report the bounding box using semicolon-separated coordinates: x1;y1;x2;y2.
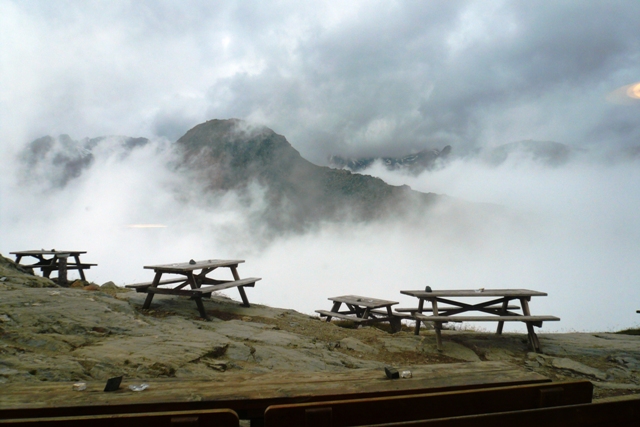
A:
1;254;639;401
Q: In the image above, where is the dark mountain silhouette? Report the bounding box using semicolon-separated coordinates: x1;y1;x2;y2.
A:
329;146;452;174
174;119;439;232
19;135;149;188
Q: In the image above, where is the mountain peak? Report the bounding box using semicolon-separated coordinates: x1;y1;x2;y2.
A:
175;119;438;232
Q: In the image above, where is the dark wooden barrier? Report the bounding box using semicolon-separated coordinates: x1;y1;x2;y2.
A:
368;394;640;427
263;380;593;427
0;408;239;427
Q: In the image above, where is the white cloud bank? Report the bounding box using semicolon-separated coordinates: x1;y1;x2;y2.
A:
1;138;639;332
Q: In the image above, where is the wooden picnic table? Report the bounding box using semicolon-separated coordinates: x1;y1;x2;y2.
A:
399;289;560;353
0;361;549;426
10;250;97;284
126;259;261;320
316;295;403;332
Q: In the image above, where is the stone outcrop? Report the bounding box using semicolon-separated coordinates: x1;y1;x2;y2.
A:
1;254;639;399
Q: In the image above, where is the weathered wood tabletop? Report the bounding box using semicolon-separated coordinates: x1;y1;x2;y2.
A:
143;259;245;272
0;362;548;421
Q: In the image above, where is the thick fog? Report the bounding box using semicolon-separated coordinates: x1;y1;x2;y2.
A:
1;138;639;332
2;1;640;332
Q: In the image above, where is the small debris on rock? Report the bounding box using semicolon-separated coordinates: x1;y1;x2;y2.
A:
385;366;399;379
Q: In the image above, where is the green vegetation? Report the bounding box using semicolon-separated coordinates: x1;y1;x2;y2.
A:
615;328;640;336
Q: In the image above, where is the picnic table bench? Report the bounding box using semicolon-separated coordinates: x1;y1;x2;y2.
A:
316;295;403;332
400;289;560;352
126;259;261;320
10;250;97;284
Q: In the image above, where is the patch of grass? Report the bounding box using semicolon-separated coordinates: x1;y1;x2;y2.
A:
615;328;640;336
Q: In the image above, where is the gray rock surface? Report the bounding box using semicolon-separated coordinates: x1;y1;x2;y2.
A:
1;254;639;400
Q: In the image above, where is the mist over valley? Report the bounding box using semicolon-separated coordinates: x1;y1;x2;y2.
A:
3;119;639;333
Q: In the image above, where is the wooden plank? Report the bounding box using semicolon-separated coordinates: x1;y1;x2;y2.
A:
401;289;548;298
10;250;86;256
0;409;240;426
133;287;203;297
125;278;187;289
192;278;261;294
370;309;413;319
315;310;369;322
395;305;520;313
329;295;398;308
263;380;593;427
379;394;640;427
0;362;549;420
413;315;560;322
36;264;97;271
144;259;244;272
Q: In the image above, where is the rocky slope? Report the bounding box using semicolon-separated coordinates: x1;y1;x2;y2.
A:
1;254;639;400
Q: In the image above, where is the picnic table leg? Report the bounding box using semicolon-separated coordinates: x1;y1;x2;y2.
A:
387;306;402;333
142;272;163;309
230;266;251;307
496;299;509;334
520;297;542;352
73;254;87;281
186;271;199;289
413;298;425;335
194;297;209;320
42;257;53;278
326;301;341;322
432;299;444;352
435;322;444;352
57;255;68;286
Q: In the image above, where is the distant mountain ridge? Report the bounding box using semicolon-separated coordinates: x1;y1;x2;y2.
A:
329;146;452;174
19;134;149;188
175;119;439;232
18;120;439;233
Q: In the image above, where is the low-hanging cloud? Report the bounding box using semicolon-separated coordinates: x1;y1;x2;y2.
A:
2;134;639;332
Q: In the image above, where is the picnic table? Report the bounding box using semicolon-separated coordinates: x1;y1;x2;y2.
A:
399;289;560;352
126;259;261;320
316;295;403;332
10;250;97;284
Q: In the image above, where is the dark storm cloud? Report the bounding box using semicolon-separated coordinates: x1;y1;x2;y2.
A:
2;0;640;159
198;1;640;163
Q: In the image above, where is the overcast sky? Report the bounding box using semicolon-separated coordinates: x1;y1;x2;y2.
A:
2;0;640;163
